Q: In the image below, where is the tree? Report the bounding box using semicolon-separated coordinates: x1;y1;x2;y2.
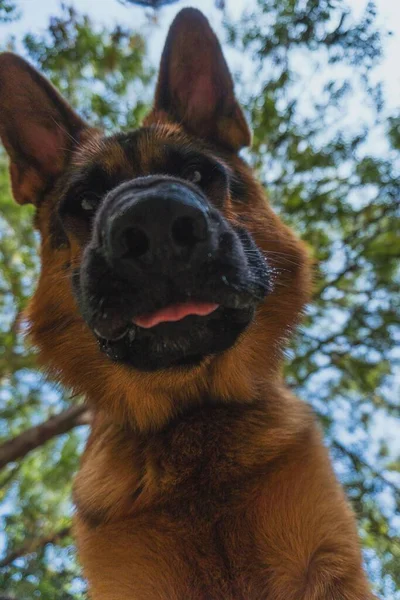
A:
121;0;180;7
0;1;399;598
226;1;400;596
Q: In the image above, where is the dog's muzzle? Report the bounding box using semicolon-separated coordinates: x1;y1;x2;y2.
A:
72;175;272;370
99;177;217;281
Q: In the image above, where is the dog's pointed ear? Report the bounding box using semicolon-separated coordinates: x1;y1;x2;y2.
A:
148;8;251;152
0;53;89;205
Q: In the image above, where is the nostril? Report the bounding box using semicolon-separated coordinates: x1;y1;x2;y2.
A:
121;227;150;260
171;215;208;248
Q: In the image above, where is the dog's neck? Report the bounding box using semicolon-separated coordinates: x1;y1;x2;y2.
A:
73;387;312;527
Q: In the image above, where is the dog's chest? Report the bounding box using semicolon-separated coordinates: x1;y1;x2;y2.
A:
151;409;248;516
74;407;267;599
74;404;262;526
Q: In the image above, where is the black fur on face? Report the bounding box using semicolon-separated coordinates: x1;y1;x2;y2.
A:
59;129;272;371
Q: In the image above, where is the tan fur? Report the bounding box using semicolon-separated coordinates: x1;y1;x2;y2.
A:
0;8;374;599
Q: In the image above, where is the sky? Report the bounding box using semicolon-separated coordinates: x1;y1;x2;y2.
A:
4;0;400;112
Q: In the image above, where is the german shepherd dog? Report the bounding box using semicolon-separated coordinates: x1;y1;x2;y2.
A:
0;8;374;600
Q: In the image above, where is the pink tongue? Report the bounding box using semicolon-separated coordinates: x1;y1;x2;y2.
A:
133;302;219;329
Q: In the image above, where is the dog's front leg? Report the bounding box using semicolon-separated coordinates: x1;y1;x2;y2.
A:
250;427;375;600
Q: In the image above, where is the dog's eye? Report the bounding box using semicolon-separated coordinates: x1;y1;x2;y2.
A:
187;170;202;184
79;192;103;214
81;197;97;212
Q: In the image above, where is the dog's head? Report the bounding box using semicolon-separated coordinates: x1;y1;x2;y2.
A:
0;9;311;430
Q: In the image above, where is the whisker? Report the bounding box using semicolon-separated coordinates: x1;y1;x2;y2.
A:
51;116;80;146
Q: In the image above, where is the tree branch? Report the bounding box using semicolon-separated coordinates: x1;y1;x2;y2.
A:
0;405;89;470
332;440;400;498
0;525;72;569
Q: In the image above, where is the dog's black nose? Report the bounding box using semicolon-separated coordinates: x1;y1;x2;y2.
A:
104;181;214;274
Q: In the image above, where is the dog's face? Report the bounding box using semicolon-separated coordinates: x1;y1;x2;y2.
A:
0;9;311;429
62;128;270;372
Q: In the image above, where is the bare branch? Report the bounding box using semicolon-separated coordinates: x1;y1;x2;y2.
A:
333;440;400;498
0;405;90;470
0;525;72;569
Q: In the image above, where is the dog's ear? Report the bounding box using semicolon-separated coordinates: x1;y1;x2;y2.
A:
0;53;88;205
149;8;251;152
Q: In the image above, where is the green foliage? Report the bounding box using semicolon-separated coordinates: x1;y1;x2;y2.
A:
121;0;180;7
0;1;399;598
0;0;18;23
227;0;399;596
23;4;154;129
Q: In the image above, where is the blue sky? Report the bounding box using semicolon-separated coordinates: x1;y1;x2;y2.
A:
5;0;400;112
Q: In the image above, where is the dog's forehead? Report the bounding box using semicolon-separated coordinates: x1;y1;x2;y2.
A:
73;124;191;177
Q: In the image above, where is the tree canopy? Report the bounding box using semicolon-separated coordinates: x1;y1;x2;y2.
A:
0;1;399;598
